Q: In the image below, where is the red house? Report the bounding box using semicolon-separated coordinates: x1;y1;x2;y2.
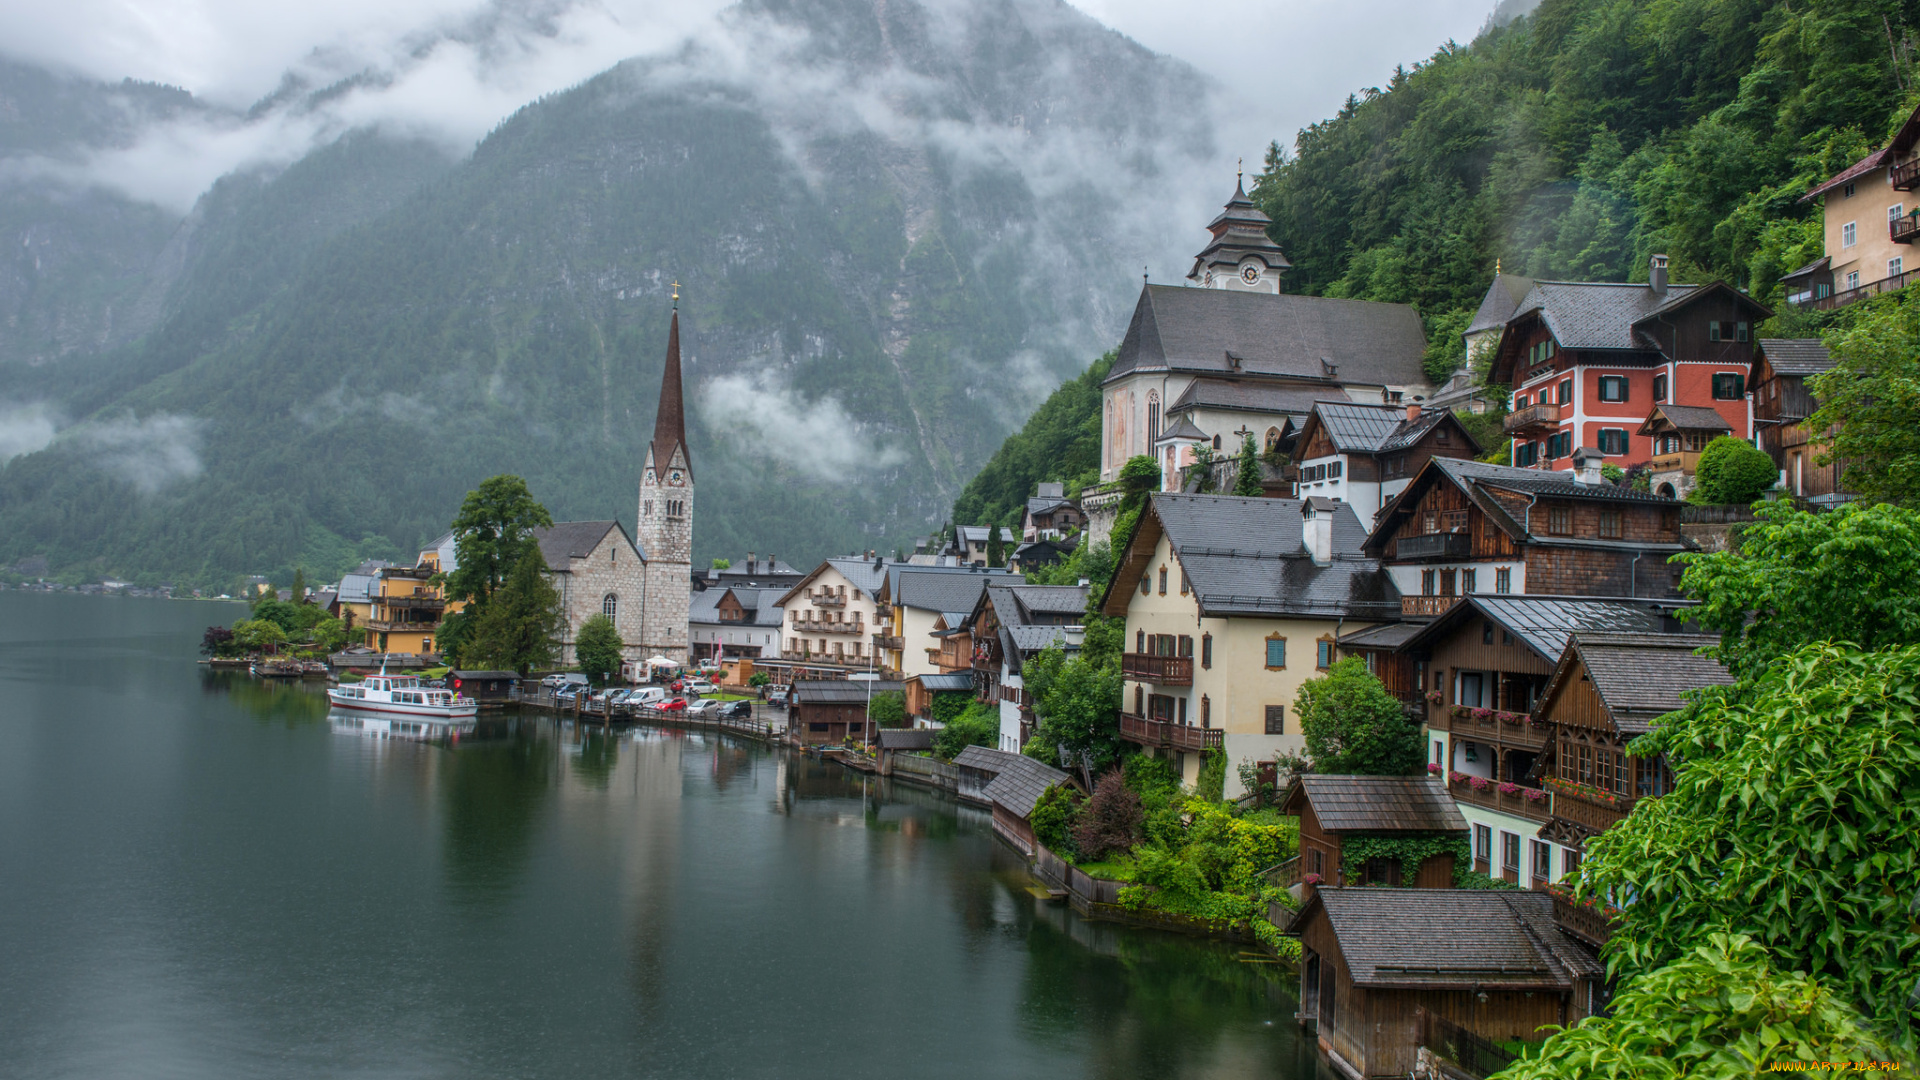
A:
1485;256;1770;472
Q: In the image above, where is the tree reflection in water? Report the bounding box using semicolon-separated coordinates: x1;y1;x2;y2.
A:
201;670;331;726
439;717;557;907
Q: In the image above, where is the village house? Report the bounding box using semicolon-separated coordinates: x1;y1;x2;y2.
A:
1486;257;1767;472
527;520;648;670
1281;775;1466;895
1290;888;1603;1080
873;565;1015;679
1783;101;1920;309
1533;631;1731;948
1750;338;1847;502
958;583;1088;752
956;526;1016;566
328;558;393;639
694;553;804;593
950;745;1072;856
773;555;893;672
788;679;903;745
365;563;446;655
1100;182;1434;488
1020;482;1084;540
1103;493;1400;794
902;671;973;724
1007;536;1077;574
1355;594;1697;891
1637;404;1733;499
1364;455;1688;616
688;585;784;662
1288;402;1481;521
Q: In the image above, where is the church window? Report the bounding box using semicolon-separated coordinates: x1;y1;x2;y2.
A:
1158;567;1167;595
1147;392;1160;446
644;501;653;517
603;594;618;616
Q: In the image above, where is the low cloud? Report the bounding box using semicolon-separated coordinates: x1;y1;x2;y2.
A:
73;413;206;493
697;371;905;483
0;402;60;464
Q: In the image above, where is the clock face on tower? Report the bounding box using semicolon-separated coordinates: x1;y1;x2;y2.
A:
668;470;685;486
1241;264;1261;285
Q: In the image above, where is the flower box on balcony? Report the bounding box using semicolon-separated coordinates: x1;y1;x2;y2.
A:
1495;710;1523;725
1522;788;1548;803
1471;707;1494;722
1303;873;1324;886
1448;770;1468;784
1426;763;1442;775
1450;705;1472;719
1497;781;1520;796
1545;775;1626;808
1468;776;1491;791
1425;691;1444;706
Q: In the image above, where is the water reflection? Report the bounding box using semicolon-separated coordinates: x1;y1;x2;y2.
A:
437;717;557;907
200;669;330;726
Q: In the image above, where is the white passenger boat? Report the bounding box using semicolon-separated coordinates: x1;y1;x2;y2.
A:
327;673;478;719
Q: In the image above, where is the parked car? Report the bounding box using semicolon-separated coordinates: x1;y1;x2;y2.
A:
659;697;688;712
720;700;753;720
542;673;589;690
602;689;634;707
684;678;717;695
627;687;669;709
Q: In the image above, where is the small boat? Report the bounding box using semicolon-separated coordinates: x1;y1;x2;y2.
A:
327;672;478;719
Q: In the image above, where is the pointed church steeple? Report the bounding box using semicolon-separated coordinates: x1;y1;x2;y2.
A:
648;299;691;483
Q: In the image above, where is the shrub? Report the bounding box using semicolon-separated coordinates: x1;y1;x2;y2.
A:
866;690;906;728
928;691;970;724
1692;435;1777;505
1073;771;1145;861
1029;783;1083;856
933;701;997;758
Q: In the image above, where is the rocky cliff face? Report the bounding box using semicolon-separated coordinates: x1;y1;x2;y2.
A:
0;0;1217;585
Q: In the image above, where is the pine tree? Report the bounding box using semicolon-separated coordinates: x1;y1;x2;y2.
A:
1232;432;1263;497
290;567;307;603
986;521;1006;566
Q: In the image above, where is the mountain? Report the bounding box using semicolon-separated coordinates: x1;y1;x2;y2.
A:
0;0;1214;587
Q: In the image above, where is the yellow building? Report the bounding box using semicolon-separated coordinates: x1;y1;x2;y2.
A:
366;564;450;655
1104;494;1399;796
1788;102;1920;308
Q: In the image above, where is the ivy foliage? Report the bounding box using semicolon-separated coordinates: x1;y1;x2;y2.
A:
1582;643;1920;1053
932;700;997;759
1029;783;1083;856
1336;833;1519;890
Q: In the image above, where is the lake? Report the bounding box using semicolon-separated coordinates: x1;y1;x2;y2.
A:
0;591;1327;1079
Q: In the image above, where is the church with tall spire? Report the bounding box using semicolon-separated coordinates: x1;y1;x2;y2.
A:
636;288;693;662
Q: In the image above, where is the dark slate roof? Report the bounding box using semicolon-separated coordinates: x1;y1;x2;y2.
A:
1026;496;1077;515
823;557;894;596
882;563;1014;602
908;673;975;692
877;728;935;750
1563;632;1731;733
1167;379;1327;422
1294;889;1600;989
794;680;903;704
1758;338;1836;377
895;570;997;615
452;669;520;680
951;745;1015;773
1511;281;1701;351
982;755;1072;818
1312;401;1408;452
1433;457;1678;505
1466;273;1536;335
531;521;636;570
1146;494;1400;620
1778;256;1831;282
1011;585;1089;615
1337;622;1424;651
312;590;338;611
1108;284;1428;387
1402;595;1686;662
958;526;1016;544
1159;415;1209;442
1646;404;1734;432
1290;775;1466;833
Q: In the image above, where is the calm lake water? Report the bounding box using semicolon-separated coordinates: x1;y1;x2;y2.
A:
0;591;1327;1080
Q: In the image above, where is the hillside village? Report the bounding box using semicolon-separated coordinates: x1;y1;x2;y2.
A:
166;93;1920;1077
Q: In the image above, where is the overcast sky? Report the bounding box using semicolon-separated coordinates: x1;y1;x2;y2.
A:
3;0;1494;164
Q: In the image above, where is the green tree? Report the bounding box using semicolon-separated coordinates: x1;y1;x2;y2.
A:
447;475;553;606
933;700;998;758
866;690;906;728
466;549;564;675
1578;643;1920;1057
711;558;731;569
574;613;624;686
1024;642;1124;772
1108;455;1163;555
1495;935;1892;1080
1673;501;1920;680
1182;444;1219;493
310;615;350;653
985;522;1006;567
1231;432;1263;497
1809;293;1920;505
231;618;289;654
1295;657;1423;775
1691;435;1777;504
290;567;307;603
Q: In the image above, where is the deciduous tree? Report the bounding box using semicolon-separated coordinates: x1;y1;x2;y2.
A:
1295;657;1423;775
466;549;564;675
574;614;624;686
447;475;553;606
1809;295;1920;506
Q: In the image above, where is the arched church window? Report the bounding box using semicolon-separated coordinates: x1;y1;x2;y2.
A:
1265;428;1282;454
1147;392;1160;446
603;594;617;616
1212;434;1221;450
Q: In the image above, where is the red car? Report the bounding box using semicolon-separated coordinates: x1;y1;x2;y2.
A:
670;680;685;692
659;697;688;712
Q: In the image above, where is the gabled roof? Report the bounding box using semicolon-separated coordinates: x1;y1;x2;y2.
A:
1540;632;1730;734
877;728;935;750
1300;402;1480;457
793;680;903;704
689;585;786;627
1493;279;1772;382
1102;494;1400;621
971;583;1087;671
905;672;974;692
1638;404;1733;436
894;570;999;616
1755;338;1835;377
530;521;640;571
1366;456;1682;557
1166;379;1326;425
774;557;895;609
957;526;1016;544
1025;495;1078;516
1290;889;1600;990
1466;272;1536;336
1157;415;1209;443
1397;594;1693;664
1778;256;1831;283
1802;105;1920;202
1284;775;1466;833
1107;283;1429;387
1336;621;1423;651
880;562;1014;603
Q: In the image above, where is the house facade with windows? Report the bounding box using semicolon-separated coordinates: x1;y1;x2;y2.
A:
773;556;893;670
1785;102;1920;310
1288;402;1481;521
957;583;1088;753
874;565;1015;678
1750;338;1848;501
1364;456;1688;618
1281;775;1466;897
1485;259;1767;472
688;585;784;661
1020;483;1084;540
1102;493;1399;795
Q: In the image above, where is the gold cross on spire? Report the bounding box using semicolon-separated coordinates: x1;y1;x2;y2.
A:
671;280;680;308
1237;157;1243;182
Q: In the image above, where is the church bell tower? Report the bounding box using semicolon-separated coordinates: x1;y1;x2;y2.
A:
638;289;692;662
1187;168;1290;294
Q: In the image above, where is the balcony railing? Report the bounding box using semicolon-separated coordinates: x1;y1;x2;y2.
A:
871;634;905;651
1811;266;1920;310
791;618;864;635
807;591;847;607
381;595;446;610
1120;653;1194;685
1547;779;1635;833
1648;450;1703;476
1895;215;1920;245
1504;403;1562;433
1548;883;1616;948
1896;158;1920;190
1436;706;1551;750
1448;775;1552;823
1401;595;1461;618
1395;532;1471;560
1118;712;1223;751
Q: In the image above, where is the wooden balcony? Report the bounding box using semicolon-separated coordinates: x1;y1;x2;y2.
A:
791;618;864;635
1895;215;1920;245
1648;450;1702;476
1437;707;1551;750
1504;403;1562;434
1547;780;1635;834
1120;653;1193;685
1548;884;1616;948
871;634;905;651
1117;712;1223;752
1395;532;1471;560
1812;266;1920;310
1896;158;1920;190
1401;594;1462;618
379;594;445;611
807;591;848;607
1448;776;1552;823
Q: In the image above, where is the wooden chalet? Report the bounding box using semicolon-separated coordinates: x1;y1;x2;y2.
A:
1364;456;1687;618
1637;404;1732;500
789;680;903;745
1534;631;1730;946
1288;401;1481;520
1751;338;1846;501
1290;889;1603;1079
902;671;972;721
1281;776;1466;895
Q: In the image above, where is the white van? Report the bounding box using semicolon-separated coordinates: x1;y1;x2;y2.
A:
626;686;669;707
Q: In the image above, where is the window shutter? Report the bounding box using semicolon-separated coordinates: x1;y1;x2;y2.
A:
1265;706;1285;735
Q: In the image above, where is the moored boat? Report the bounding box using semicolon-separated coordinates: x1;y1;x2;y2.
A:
327;673;477;719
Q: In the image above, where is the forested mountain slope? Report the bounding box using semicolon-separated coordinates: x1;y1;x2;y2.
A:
0;0;1213;587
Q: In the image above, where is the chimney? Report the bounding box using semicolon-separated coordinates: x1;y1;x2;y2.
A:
747;551;755;571
1572;447;1605;486
1405;402;1422;424
1649;254;1669;295
1302;499;1334;567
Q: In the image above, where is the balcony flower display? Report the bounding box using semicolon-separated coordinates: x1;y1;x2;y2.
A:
1468;775;1492;791
1448;770;1468;784
1450;704;1472;719
1497;781;1521;796
1522;787;1548;802
1471;707;1493;722
1496;710;1523;725
1545;775;1626;808
1304;873;1323;886
1426;763;1443;775
1425;690;1444;706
